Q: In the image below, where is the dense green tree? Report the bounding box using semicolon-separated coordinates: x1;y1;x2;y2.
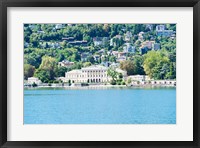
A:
133;55;145;75
36;56;58;81
107;68;118;82
143;50;172;79
24;64;35;79
34;69;51;83
120;60;135;75
24;27;32;42
55;66;68;77
109;56;116;62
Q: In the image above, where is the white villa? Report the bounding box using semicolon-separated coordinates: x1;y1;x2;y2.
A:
156;25;174;37
27;77;42;85
65;65;111;83
128;75;151;82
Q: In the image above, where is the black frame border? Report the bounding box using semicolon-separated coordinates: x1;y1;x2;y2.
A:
0;0;200;147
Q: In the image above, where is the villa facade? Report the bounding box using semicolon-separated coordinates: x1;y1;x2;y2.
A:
65;65;111;83
27;77;42;85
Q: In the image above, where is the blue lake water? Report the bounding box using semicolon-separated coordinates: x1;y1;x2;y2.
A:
24;87;176;124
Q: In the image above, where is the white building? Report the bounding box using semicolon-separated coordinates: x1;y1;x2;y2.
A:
93;37;109;46
156;25;174;37
81;52;92;62
156;25;165;31
146;24;153;30
50;42;61;49
110;35;122;46
55;24;65;29
138;31;145;41
141;41;154;49
123;43;135;53
65;65;111;83
27;77;42;85
128;75;150;82
125;31;132;41
116;56;126;62
58;60;74;67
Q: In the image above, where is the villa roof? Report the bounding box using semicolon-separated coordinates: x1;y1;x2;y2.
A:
28;77;39;80
82;65;108;70
66;69;82;74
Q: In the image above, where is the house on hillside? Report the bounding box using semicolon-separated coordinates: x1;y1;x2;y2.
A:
116;56;126;62
93;55;101;62
123;43;135;53
55;24;65;30
68;40;88;46
62;37;75;41
125;31;132;42
156;25;174;37
50;42;61;49
110;35;123;46
58;60;74;67
146;24;153;31
93;37;109;46
138;32;145;41
81;52;92;62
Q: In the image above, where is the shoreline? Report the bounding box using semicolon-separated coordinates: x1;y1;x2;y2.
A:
24;84;176;89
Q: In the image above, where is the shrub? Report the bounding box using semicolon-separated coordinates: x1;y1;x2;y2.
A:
32;82;37;87
110;80;116;85
121;81;126;85
53;80;59;83
117;82;121;85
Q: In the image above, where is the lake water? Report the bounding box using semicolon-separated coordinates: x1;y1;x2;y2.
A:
24;87;176;124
